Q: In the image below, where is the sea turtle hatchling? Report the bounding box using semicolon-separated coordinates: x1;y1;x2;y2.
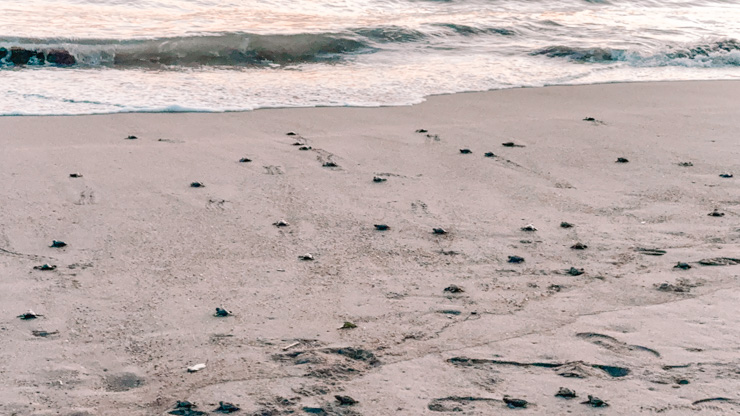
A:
520;224;537;232
484;152;496;158
286;131;298;136
125;135;138;140
239;157;252;163
322;161;338;168
33;264;57;271
373;176;387;183
298;253;314;261
17;310;43;320
571;242;588;250
508;255;525;264
674;262;692;270
443;285;464;293
581;395;609;407
298;146;312;150
708;209;725;217
415;129;428;133
560;222;574;228
502;142;525;148
69;173;83;178
214;401;240;413
273;220;289;227
616;157;629;163
459;148;472;154
719;173;733;178
432;228;447;235
503;396;528;409
214;308;233;317
567;267;584;276
555;387;577;399
374;224;390;231
50;240;67;248
190;182;205;188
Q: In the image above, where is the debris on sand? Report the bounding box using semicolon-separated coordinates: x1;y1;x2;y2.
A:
697;257;740;266
636;248;666;256
581;395;609;407
239;157;252;163
433;228;447;235
50;240;67;248
190;182;205;188
17;310;42;320
674;262;692;270
373;176;387;183
125;135;138;140
508;255;525;264
335;395;358;406
69;173;83;178
502;142;525;148
339;321;357;329
520;224;537;232
719;173;733;178
187;363;206;373
214;308;233;317
33;264;57;271
415;129;428;133
616;157;629;163
503;396;528;409
459;148;472;154
214;401;240;413
32;330;59;337
655;280;696;293
555;388;577;399
273;220;289;227
298;253;314;261
444;285;464;293
708;209;724;217
567;267;584;276
571;242;588;250
560;222;574;228
374;224;390;231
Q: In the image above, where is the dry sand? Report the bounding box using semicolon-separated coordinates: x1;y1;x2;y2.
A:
0;81;739;415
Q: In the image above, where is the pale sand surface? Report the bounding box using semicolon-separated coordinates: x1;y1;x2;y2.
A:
1;81;739;415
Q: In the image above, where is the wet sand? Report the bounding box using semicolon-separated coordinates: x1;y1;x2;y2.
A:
1;81;739;415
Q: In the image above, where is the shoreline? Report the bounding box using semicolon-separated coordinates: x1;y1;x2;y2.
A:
1;80;739;415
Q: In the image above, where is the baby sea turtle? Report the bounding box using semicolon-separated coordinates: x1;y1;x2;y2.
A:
239;157;252;163
503;396;528;409
443;284;464;293
484;152;496;158
502;142;525;148
170;400;206;416
567;267;584;276
69;173;83;178
273;220;289;227
340;321;357;329
17;310;43;320
719;173;733;178
335;395;358;406
678;162;693;167
374;224;390;231
50;240;67;248
298;146;312;150
322;161;338;168
125;135;138;140
560;222;574;228
581;395;608;407
432;228;447;235
508;255;525;264
33;264;56;271
373;176;387;183
555;387;577;399
583;117;596;122
286;131;298;136
190;182;205;188
520;224;537;232
708;209;724;217
571;242;588;250
415;129;428;133
214;308;232;317
298;253;314;261
674;262;692;270
616;157;629;163
459;148;472;154
214;402;240;413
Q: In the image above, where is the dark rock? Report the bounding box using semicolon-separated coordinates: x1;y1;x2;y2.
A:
374;224;390;231
560;222;574;228
570;242;587;250
432;228;447;235
508;255;525;264
674;262;692;270
567;267;584;276
46;49;76;66
581;395;608;407
459;148;472;154
616;157;629;163
555;387;577;399
50;240;67;248
33;264;57;271
214;401;240;413
335;395;358;405
9;47;45;65
190;182;205;188
503;396;528;409
444;285;464;293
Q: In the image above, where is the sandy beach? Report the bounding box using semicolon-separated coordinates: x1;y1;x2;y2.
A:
1;81;739;415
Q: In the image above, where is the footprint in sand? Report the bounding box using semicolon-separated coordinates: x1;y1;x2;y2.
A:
75;188;96;205
263;165;285;175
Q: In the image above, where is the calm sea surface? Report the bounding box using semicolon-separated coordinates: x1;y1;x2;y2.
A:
1;0;739;115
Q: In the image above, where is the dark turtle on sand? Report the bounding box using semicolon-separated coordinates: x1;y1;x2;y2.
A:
169;400;206;416
33;264;56;271
340;321;357;329
50;240;67;248
508;255;525;264
69;173;83;178
444;285;464;293
708;209;724;217
520;224;537;232
273;219;289;227
674;262;692;270
567;267;584;276
616;157;629;163
583;117;596;122
125;135;138;140
373;176;387;183
719;173;733;178
581;395;608;407
503;396;528;409
459;148;472;154
190;182;205;188
17;310;42;320
415;129;428;133
678;162;693;167
484;152;496;158
214;308;232;317
214;402;240;413
239;157;252;163
571;242;588;250
335;395;358;406
298;253;314;261
374;224;390;231
433;228;447;235
323;161;338;168
555;388;577;399
291;141;304;146
502;142;525;148
286;131;298;136
299;146;312;150
560;222;574;228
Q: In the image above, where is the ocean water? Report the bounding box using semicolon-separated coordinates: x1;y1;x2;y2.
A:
1;0;739;115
